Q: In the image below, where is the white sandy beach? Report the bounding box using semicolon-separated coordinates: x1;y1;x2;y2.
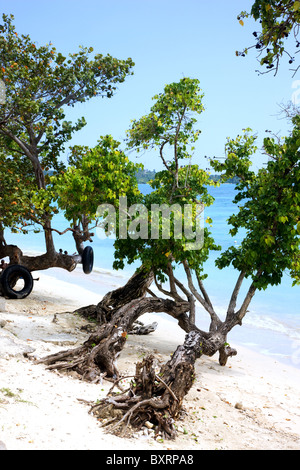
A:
0;269;300;451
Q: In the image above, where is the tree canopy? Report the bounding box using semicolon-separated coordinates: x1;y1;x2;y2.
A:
0;13;136;270
237;0;300;75
114;79;300;330
114;79;219;289
211;125;300;290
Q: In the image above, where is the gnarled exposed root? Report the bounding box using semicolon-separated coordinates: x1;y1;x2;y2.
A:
38;295;191;380
89;355;178;439
88;330;207;440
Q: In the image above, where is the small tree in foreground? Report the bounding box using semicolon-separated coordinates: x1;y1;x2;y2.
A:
40;78;299;439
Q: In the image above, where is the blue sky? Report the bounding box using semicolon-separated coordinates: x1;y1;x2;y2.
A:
2;0;297;171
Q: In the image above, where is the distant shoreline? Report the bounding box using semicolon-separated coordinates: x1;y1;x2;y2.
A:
136;169;239;185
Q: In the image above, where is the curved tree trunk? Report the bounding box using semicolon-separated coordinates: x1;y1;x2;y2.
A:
73;266;155;323
0;242;79;272
37;265;242;439
38;268;157;379
38;295;191;381
89;329;229;439
0;219;93;274
38;264;237;381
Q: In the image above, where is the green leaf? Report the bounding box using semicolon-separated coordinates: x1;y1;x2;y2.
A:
294;1;300;11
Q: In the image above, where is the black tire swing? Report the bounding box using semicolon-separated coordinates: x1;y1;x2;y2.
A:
0;265;34;299
82;246;94;275
0;246;94;299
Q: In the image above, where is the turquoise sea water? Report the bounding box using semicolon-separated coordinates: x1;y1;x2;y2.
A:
5;184;300;368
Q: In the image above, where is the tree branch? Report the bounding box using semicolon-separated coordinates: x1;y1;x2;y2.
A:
226;271;246;320
234;281;257;326
182;259;221;329
0;127;36;164
172;273;196;324
195;271;214;312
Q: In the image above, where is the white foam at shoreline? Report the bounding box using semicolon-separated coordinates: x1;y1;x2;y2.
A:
244;312;300;341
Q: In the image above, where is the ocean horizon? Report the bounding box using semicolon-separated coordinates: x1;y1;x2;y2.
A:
4;183;300;369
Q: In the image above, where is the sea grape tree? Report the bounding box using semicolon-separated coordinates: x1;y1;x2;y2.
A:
41;77;299;439
212;123;300;291
51;135;142;255
0;13;135;272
